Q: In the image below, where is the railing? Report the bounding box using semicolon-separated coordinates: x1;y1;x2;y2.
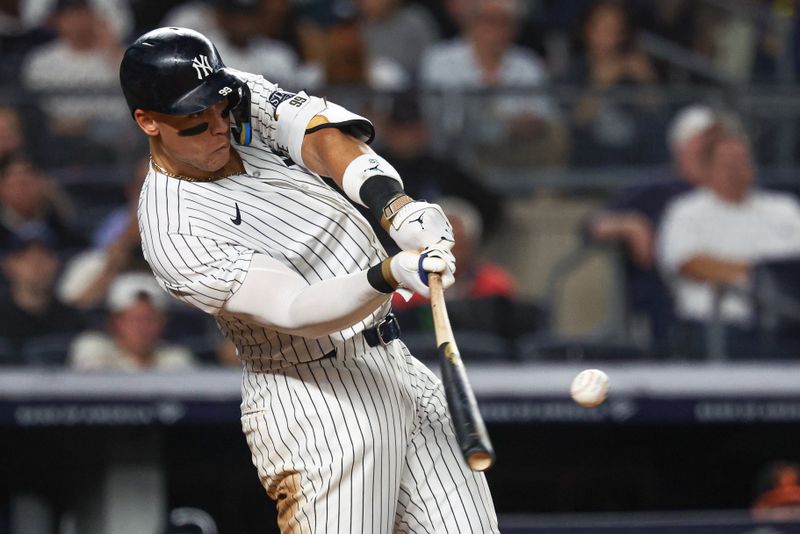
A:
3;84;800;183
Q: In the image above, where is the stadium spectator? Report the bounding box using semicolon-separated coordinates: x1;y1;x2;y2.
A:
752;461;800;521
419;0;566;169
437;196;516;300
393;197;516;309
20;0;133;42
562;0;661;167
69;273;195;370
0;152;84;250
0;107;24;161
0;104;51;166
585;105;718;348
0;226;85;365
356;0;441;78
392;197;535;358
56;156;148;309
160;0;216;36
20;0;127;164
206;0;302;89
658;131;800;355
0;2;53;86
321;12;410;91
260;0;305;57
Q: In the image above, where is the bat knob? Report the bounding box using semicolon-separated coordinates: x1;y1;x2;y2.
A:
467;451;495;472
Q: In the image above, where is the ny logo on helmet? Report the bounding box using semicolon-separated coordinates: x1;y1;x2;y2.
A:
192;55;213;79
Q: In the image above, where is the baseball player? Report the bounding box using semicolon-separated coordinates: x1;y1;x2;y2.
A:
120;27;498;533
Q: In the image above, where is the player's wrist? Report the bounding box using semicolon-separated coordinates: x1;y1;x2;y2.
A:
379;193;414;231
367;257;399;293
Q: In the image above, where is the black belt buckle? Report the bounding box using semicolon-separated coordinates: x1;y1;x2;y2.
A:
376;313;400;345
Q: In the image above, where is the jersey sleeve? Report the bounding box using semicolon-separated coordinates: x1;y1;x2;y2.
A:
146;232;254;315
233;69;374;166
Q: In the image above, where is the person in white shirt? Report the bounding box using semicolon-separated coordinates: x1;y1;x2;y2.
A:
658;133;800;328
418;0;565;167
21;0;127;135
69;272;195;370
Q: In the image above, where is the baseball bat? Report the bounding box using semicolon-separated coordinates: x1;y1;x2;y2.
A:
428;273;495;472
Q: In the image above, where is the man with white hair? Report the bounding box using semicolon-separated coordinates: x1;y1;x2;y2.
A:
658;131;800;344
585;104;720;348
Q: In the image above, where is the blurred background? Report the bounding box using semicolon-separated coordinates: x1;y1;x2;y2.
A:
2;0;800;532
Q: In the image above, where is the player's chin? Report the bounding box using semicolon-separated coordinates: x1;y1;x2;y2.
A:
207;143;231;166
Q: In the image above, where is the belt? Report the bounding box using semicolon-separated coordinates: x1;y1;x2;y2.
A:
363;313;401;347
320;313;401;360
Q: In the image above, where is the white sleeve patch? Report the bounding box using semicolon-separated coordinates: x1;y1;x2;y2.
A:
274;94;375;169
274;92;327;167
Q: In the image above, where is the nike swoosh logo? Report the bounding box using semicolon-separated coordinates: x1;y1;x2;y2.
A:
231;203;242;225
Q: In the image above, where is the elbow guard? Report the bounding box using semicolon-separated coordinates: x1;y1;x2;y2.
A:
274;93;375;168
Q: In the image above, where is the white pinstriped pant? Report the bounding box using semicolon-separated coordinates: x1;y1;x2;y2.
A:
240;339;499;534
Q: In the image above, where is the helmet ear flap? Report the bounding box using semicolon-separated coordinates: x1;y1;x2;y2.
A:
229;82;252;145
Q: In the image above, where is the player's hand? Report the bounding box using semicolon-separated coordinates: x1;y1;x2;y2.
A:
389;247;456;298
387;201;455;251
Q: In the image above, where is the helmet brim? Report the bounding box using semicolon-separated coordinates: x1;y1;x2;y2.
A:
167;68;244;116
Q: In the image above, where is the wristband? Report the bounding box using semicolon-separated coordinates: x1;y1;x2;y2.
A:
367;258;398;293
361;178;406;222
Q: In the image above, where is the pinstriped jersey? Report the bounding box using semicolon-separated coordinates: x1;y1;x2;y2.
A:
137;72;391;371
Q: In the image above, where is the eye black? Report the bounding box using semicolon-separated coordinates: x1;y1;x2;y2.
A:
177;123;209;136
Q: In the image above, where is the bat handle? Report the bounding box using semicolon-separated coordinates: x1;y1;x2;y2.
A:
428;273;453;346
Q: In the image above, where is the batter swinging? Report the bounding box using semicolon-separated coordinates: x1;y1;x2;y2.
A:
120;27;498;533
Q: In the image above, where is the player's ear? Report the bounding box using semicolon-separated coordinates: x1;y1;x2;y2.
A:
134;109;160;137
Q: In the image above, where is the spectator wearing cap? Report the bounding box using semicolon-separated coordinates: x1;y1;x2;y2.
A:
0;227;85;365
584;105;720;351
68;273;195;370
0;152;84;250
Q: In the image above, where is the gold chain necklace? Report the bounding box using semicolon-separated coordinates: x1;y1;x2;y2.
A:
149;156;242;182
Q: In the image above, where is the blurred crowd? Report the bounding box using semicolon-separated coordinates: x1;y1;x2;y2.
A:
0;0;798;368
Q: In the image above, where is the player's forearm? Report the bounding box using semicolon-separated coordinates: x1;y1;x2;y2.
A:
302;127;409;223
679;255;751;285
299;118;455;252
301;126;372;187
224;254;390;338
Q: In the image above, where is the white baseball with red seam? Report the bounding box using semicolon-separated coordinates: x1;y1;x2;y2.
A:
570;369;609;407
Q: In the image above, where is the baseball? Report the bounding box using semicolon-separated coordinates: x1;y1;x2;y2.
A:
570;369;609;407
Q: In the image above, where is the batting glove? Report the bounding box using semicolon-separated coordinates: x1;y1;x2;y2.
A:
386;201;455;251
389;247;456;298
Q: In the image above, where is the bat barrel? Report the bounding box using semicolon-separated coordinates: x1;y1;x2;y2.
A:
438;341;496;471
430;273;496;472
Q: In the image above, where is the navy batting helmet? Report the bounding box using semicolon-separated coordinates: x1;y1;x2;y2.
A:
120;27;252;144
